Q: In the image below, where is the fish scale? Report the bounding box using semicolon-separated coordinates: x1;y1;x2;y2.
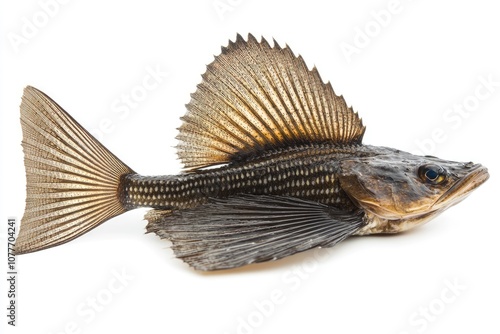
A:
122;145;359;211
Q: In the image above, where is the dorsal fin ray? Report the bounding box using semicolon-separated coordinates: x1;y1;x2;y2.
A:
177;34;365;171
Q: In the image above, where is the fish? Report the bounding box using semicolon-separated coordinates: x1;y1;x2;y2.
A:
14;34;489;271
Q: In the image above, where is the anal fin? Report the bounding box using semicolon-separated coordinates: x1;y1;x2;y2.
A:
146;195;365;271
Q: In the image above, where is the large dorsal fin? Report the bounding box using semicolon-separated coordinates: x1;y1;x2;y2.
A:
177;34;365;171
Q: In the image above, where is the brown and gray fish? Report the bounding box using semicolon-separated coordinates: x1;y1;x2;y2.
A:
15;34;489;270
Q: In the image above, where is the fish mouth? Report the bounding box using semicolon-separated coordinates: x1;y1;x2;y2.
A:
433;164;489;208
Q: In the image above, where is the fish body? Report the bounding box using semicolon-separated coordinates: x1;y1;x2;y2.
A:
122;145;359;211
15;34;489;270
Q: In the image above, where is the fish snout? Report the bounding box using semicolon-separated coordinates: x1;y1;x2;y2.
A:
434;163;489;208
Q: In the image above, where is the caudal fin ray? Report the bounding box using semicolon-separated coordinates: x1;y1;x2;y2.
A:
21;107;124;183
15;86;135;255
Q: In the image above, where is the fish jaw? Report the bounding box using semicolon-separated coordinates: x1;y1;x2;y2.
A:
353;210;442;235
432;164;489;210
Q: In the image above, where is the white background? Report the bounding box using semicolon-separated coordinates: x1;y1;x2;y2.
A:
1;1;499;333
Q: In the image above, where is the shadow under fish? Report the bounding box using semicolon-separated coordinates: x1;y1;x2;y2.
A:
14;34;489;270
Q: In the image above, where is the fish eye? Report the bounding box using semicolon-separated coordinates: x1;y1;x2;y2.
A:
418;164;447;184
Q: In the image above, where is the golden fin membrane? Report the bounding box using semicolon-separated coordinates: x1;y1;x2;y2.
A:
15;86;135;254
177;34;365;171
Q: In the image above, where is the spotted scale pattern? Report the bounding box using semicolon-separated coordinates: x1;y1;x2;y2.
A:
121;144;362;212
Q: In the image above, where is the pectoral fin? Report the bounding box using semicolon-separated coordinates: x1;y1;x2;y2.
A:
146;195;365;270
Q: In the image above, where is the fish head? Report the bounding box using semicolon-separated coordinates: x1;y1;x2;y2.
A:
338;148;489;233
